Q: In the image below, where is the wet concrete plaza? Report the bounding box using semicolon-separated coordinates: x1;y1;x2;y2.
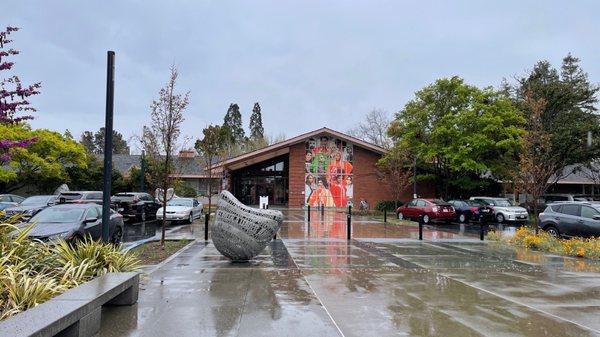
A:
100;210;600;336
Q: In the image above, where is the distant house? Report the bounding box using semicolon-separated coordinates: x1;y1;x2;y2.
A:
103;150;220;196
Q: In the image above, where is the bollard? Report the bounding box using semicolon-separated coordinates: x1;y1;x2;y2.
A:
384;209;387;223
204;213;209;241
321;204;325;217
348;205;352;216
480;219;485;241
307;205;311;222
418;215;423;241
347;213;351;240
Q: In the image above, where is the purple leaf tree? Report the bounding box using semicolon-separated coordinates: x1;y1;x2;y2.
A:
0;26;41;163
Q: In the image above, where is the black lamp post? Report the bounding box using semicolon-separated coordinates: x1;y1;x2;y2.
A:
101;51;115;243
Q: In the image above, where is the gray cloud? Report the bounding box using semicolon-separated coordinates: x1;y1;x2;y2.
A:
3;0;599;150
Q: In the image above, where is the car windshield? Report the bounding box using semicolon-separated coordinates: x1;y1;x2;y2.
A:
167;199;192;207
59;193;83;200
30;207;85;223
494;199;512;207
431;199;449;205
20;196;53;206
466;200;483;206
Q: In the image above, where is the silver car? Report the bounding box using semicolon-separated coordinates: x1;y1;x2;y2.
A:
470;197;529;223
156;198;203;223
539;202;600;238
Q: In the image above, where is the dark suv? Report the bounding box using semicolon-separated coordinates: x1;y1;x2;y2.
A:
538;202;600;238
111;192;160;221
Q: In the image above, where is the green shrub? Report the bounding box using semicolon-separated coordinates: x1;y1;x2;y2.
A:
375;200;404;212
0;218;140;320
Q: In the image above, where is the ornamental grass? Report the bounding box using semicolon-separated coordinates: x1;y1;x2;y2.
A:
0;214;140;320
489;226;600;260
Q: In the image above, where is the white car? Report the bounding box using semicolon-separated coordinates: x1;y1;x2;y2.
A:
156;198;203;223
469;196;529;223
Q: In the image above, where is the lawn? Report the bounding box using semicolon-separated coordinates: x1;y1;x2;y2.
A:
134;240;191;265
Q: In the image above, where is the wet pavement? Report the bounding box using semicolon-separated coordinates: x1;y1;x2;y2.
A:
100;209;600;336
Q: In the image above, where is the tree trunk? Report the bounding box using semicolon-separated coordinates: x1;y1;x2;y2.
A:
161;154;169;248
532;201;539;235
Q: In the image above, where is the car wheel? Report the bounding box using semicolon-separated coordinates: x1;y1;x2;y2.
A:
110;227;123;245
496;213;505;223
545;225;560;238
423;214;430;224
397;212;404;221
459;214;466;223
188;212;194;224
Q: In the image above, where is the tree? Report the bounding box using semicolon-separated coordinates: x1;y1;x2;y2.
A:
348;109;392;149
510;54;600;180
249;102;264;141
194;124;225;214
222;103;245;156
141;65;189;247
388;77;525;198
377;146;413;208
0;124;87;192
0;26;41;165
512;92;557;233
66;152;131;193
79;128;130;154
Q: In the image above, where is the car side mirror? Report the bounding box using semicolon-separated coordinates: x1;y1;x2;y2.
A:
84;217;98;223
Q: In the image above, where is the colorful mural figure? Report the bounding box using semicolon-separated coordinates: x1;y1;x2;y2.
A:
304;136;354;207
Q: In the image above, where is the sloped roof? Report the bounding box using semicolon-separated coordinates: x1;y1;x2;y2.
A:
97;154;212;178
212;127;387;171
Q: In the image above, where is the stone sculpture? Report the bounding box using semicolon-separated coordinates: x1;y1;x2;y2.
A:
212;190;283;261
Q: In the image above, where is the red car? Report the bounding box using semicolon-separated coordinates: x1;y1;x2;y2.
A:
396;198;456;224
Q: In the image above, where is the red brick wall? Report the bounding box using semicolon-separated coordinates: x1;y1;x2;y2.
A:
288;143;306;207
351;146;435;205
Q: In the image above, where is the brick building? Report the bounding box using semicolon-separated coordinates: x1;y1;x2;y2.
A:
212;127;427;208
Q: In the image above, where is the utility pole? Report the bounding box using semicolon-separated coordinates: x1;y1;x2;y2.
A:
101;51;115;243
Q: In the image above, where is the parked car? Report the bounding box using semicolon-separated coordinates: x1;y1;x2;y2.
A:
395;198;455;224
539;202;600;238
25;203;124;244
57;191;104;205
469;196;529;223
112;192;161;222
520;194;596;214
0;194;25;210
447;199;494;223
4;195;57;220
156;198;203;223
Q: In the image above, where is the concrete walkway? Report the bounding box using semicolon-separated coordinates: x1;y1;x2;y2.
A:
100;210;600;336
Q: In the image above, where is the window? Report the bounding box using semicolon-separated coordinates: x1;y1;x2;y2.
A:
407;200;417;207
87;193;103;200
561;204;580;216
550;205;562;213
416;200;427;207
0;195;11;202
86;207;99;220
581;206;600;219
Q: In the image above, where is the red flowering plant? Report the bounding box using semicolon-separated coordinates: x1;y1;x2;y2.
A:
0;26;41;164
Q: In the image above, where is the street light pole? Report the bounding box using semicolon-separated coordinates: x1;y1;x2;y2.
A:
102;51;115;243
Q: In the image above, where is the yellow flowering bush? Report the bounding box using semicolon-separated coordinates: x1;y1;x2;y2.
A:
488;226;600;260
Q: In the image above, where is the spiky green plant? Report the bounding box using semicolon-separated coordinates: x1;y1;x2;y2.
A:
0;218;139;320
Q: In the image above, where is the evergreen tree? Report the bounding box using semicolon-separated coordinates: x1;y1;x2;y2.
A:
249;102;264;140
222;103;245;143
510;54;600;179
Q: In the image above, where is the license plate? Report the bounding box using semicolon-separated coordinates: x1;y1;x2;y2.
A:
442;209;448;212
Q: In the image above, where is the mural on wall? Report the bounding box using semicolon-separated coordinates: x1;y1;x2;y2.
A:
304;135;354;207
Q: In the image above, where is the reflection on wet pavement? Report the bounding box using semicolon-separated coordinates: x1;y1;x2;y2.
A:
100;209;600;336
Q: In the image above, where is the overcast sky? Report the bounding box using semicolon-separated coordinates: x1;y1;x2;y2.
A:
4;1;600;151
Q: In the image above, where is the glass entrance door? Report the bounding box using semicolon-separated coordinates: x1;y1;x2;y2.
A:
231;155;289;206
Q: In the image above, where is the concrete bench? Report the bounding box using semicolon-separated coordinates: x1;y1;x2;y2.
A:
0;272;139;337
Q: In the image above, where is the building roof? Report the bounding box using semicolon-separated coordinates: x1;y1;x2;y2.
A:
553;163;600;185
97;153;213;179
211;127;387;171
